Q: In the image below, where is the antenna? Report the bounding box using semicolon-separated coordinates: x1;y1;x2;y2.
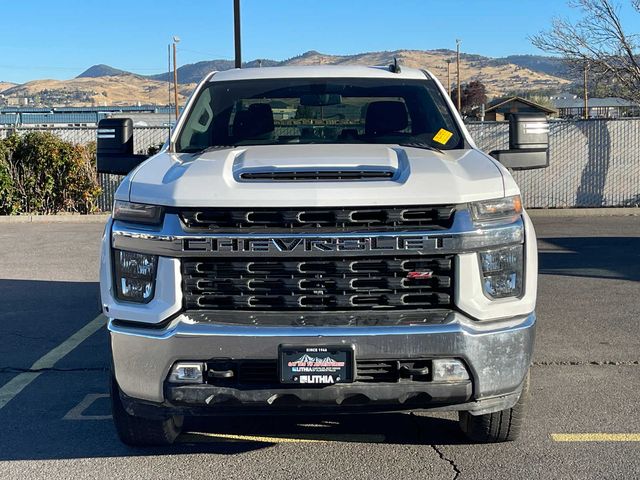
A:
389;58;401;74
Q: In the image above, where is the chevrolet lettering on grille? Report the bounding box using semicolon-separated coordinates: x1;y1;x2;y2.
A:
182;235;451;256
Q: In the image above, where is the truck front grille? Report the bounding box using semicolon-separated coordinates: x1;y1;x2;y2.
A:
177;205;455;233
182;255;454;311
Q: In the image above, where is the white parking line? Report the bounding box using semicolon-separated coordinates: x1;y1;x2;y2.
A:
63;393;111;420
0;314;107;410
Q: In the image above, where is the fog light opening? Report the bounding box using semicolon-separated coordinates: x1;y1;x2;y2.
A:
169;362;204;384
432;359;469;382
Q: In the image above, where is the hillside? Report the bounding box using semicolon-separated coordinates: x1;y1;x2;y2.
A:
0;49;572;107
148;59;281;83
0;82;17;94
2;75;194;107
77;64;132;78
494;55;571;78
280;50;570;97
150;50;571;97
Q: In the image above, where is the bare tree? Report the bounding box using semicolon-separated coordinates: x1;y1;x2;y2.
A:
531;0;640;101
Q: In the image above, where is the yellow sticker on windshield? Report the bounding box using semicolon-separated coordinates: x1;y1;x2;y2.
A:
433;128;453;145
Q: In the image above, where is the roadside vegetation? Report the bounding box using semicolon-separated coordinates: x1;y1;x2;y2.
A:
0;132;101;215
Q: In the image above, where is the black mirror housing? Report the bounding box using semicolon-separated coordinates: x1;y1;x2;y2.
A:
489;113;550;170
97;118;150;175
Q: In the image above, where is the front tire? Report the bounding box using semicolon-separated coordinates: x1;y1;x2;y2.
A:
110;373;183;446
458;372;530;443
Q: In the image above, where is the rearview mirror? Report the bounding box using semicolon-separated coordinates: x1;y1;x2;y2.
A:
300;94;342;107
97;118;150;175
489;114;549;170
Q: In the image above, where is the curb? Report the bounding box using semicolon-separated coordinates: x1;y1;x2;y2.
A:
0;214;110;224
527;207;640;217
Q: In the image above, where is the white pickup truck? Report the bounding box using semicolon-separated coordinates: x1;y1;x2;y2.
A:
97;64;547;446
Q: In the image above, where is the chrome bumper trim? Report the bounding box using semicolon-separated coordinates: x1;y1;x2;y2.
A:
109;311;536;405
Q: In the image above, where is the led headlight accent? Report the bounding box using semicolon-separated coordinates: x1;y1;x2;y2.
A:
113;200;164;225
471;195;522;223
114;250;158;303
479;245;523;299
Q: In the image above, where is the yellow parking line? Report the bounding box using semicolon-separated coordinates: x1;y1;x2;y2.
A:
551;433;640;442
0;314;106;410
180;432;386;444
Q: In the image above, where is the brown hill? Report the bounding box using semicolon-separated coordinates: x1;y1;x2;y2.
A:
2;75;194;107
0;82;17;94
1;49;570;106
284;50;570;97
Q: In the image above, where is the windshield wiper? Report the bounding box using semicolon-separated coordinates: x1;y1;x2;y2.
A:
183;145;237;155
397;142;444;154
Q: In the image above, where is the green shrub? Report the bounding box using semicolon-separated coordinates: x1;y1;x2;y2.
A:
0;132;101;215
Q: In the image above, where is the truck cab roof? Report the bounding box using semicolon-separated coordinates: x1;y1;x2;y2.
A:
208;65;432;82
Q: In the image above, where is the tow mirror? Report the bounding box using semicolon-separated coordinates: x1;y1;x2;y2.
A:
490;114;549;170
97;118;150;175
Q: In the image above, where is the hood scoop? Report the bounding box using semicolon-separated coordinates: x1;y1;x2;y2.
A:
231;144;406;182
239;169;395;181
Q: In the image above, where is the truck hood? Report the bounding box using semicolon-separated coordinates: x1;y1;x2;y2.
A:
126;144;507;207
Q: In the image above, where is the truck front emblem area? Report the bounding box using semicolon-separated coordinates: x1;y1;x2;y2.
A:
182;236;444;255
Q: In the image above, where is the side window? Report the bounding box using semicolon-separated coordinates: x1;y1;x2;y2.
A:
178;88;213;150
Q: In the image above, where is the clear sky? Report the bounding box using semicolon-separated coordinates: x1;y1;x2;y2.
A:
1;0;639;83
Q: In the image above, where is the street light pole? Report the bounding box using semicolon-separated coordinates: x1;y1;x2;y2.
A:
456;39;462;112
167;44;172;125
446;59;452;97
173;36;180;120
234;0;242;68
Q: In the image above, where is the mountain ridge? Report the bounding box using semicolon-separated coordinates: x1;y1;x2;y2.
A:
2;50;573;107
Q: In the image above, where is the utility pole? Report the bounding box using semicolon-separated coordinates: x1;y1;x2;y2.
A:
456;39;462;112
173;36;180;120
583;61;589;120
234;0;242;68
446;59;452;97
167;44;172;125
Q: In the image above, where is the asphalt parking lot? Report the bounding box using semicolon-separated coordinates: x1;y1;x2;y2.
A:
0;215;638;479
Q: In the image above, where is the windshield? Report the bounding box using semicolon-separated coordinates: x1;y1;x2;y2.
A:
177;77;464;152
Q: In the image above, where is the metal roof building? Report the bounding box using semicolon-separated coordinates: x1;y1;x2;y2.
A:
551;96;640;119
0;106;175;126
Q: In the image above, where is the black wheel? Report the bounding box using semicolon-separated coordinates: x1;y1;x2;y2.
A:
458;372;530;443
110;372;183;446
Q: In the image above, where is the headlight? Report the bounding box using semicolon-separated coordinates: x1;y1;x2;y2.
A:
113;200;164;225
479;245;523;299
470;195;522;223
114;250;158;303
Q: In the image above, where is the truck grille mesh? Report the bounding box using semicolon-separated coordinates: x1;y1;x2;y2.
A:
182;255;454;311
177;205;455;233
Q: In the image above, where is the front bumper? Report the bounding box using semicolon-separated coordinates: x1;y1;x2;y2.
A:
109;310;535;416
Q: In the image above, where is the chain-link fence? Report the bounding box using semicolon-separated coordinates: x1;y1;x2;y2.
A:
2;120;639;209
467;119;640;208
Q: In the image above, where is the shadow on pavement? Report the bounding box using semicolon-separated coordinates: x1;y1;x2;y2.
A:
0;409;469;461
0;279;101;368
539;237;640;282
0;279;100;315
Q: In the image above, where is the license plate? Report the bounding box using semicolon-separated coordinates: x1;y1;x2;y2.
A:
279;345;354;385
